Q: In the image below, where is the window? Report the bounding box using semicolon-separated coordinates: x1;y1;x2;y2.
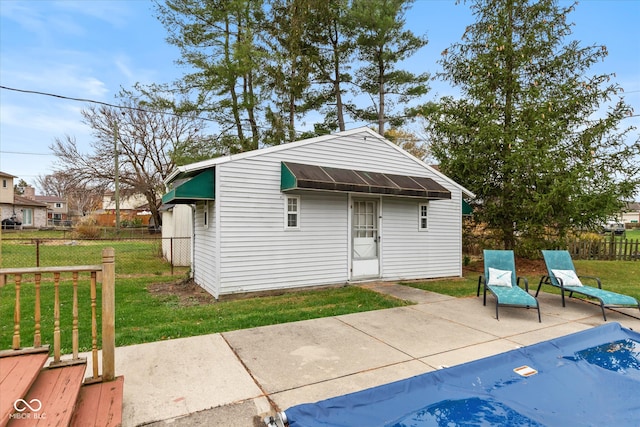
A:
285;196;300;229
55;202;62;208
419;203;428;230
2;179;6;188
203;201;209;228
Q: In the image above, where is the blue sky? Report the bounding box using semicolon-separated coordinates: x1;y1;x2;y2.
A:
1;0;638;190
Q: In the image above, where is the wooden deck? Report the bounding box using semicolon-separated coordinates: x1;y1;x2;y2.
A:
70;376;124;427
0;352;123;427
10;364;86;426
0;351;49;427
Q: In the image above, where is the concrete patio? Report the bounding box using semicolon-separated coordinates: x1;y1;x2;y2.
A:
98;283;640;426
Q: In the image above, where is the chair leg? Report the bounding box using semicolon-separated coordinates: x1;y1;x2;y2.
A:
537;305;541;323
561;289;566;307
600;304;607;321
535;278;544;297
495;302;499;320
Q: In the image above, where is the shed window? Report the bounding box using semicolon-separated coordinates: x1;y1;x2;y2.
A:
285;196;300;229
419;203;428;230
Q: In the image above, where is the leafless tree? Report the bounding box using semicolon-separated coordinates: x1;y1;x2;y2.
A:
37;171;105;217
50;95;205;228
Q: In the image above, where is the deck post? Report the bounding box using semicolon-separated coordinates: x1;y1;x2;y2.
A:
101;247;116;381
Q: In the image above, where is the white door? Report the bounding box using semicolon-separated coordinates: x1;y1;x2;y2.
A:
351;199;380;278
22;208;33;226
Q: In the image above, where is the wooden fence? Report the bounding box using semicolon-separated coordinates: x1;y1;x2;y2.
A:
568;238;640;261
463;238;640;261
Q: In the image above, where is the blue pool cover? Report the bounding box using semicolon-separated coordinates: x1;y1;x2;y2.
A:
282;322;640;427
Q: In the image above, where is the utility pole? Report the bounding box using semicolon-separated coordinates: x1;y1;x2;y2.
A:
114;119;121;232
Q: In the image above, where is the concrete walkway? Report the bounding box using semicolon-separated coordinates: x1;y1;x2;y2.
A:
99;284;640;426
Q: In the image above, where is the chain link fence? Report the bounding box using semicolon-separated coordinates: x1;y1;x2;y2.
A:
0;237;191;276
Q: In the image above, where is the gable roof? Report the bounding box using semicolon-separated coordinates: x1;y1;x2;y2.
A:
0;171;18;179
35;195;65;203
165;127;474;198
13;195;48;208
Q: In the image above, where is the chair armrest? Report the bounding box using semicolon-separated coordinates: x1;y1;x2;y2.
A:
477;275;486;296
577;275;602;288
517;276;530;292
548;273;567;289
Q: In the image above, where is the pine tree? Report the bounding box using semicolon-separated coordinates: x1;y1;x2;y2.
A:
422;0;639;251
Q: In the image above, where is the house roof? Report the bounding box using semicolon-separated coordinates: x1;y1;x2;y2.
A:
0;171;18;179
13;195;48;207
625;202;640;212
165;127;475;199
35;195;65;203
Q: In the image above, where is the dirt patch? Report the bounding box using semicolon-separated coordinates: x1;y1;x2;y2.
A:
148;279;216;306
464;258;547;277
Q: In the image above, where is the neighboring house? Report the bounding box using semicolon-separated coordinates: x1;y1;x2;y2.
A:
0;172;48;229
621;202;640;225
101;191;149;211
98;191;152;227
162;127;473;299
28;188;71;227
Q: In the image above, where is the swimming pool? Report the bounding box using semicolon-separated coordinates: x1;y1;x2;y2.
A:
267;322;640;426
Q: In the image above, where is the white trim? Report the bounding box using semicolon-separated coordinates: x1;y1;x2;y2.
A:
418;202;429;231
165;128;375;183
284;195;300;230
215;166;221;295
350;195;382;279
203;201;209;229
164;127;474;200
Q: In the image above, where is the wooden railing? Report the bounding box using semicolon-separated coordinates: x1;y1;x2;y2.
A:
0;247;116;382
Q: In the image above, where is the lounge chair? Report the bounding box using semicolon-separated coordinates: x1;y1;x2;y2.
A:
537;250;640;321
477;250;541;322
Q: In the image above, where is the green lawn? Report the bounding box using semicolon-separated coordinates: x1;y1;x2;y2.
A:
621;228;640;239
2;229;639;355
0;277;410;353
1;234;185;276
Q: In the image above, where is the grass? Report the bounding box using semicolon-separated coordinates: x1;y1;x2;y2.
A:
0;276;410;354
1;232;186;276
403;259;640;302
2;229;639;356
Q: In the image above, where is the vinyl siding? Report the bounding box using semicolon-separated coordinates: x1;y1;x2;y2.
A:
381;195;462;280
193;201;217;296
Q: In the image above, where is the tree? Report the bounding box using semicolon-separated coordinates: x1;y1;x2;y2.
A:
37;171;104;216
303;0;356;132
384;128;429;160
50;93;205;228
349;0;430;134
421;0;639;250
155;0;265;152
13;179;29;195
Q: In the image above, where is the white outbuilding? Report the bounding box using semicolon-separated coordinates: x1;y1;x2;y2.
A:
162;127;472;298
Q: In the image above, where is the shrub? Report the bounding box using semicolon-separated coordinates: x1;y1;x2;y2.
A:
74;216;101;239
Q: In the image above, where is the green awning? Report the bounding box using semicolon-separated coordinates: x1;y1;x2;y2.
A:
463;200;473;216
162;168;215;204
281;162;451;199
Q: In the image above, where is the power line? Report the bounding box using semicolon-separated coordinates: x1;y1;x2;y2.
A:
0;150;52;156
0;85;207;121
0;85;368;135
